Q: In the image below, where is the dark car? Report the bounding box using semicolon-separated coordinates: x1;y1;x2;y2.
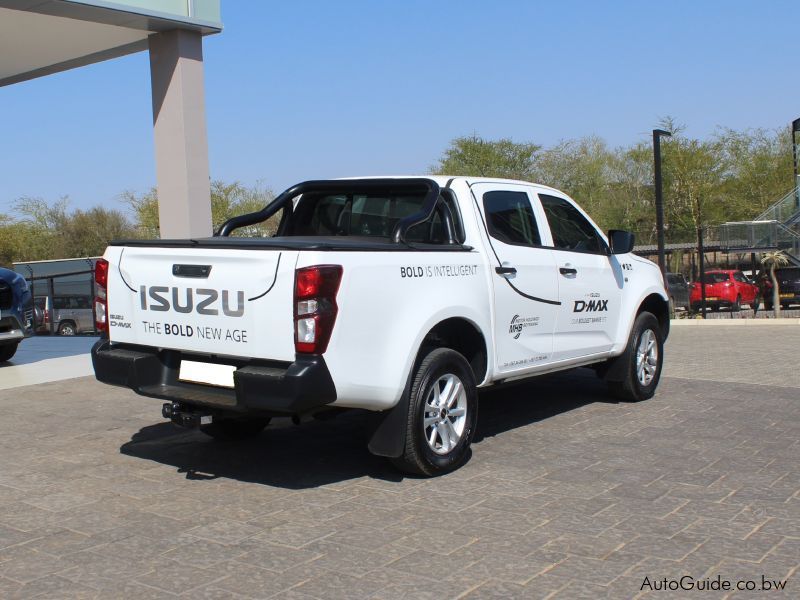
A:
764;267;800;310
0;267;34;362
665;272;690;310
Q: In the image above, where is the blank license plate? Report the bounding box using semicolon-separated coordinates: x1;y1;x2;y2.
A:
780;293;793;299
179;360;236;388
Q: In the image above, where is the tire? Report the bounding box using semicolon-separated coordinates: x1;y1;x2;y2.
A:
607;312;664;402
391;348;478;477
731;295;741;312
200;417;270;441
58;321;77;336
0;343;19;362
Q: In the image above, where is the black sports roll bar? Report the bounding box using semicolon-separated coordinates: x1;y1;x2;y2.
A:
215;178;443;243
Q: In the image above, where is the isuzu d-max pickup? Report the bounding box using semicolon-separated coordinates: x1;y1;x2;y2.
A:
92;177;669;475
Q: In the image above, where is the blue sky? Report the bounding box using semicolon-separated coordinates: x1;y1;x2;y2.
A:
2;0;799;214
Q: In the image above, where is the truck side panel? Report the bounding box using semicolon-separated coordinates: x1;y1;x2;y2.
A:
311;250;493;410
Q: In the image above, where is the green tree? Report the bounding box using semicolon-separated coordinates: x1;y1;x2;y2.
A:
430;135;540;180
714;126;793;218
122;180;277;237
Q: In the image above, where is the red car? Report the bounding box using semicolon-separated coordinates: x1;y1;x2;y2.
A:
690;269;758;312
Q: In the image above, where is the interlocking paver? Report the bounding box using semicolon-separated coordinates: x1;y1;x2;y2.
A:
0;324;797;597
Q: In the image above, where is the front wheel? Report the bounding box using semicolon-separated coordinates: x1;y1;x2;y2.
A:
0;343;19;362
200;417;270;441
608;312;664;402
392;348;478;476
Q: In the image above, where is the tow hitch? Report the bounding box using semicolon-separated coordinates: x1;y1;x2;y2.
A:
162;402;212;429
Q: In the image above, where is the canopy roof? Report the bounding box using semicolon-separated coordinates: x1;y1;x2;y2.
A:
0;0;221;87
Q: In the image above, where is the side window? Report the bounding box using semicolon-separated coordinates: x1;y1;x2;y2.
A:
482;191;541;246
733;272;746;283
539;194;604;254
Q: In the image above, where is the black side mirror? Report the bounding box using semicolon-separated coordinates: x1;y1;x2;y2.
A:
608;230;635;255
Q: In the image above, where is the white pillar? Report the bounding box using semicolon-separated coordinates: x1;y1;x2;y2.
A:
148;29;213;238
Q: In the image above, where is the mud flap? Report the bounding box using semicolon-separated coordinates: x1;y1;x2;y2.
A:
366;392;410;458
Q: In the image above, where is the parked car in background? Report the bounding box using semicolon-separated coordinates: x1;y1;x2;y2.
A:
665;273;690;311
0;267;34;361
764;267;800;310
690;269;758;312
34;294;95;335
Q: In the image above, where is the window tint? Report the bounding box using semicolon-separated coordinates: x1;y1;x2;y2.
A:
539;194;603;254
666;274;684;285
733;272;747;283
482;191;541;246
52;296;91;309
700;272;729;284
288;190;460;243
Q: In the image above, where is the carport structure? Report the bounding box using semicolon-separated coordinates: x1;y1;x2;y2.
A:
0;0;222;237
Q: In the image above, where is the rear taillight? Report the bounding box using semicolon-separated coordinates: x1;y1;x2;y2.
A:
95;258;109;332
294;265;343;354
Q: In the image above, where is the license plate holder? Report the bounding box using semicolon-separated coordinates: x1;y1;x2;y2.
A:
179;360;236;388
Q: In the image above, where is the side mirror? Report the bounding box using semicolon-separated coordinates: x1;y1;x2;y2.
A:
608;229;635;255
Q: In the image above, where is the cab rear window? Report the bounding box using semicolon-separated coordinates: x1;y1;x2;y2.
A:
287;190;463;243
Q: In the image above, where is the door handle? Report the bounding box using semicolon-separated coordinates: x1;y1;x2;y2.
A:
559;267;577;275
495;266;517;276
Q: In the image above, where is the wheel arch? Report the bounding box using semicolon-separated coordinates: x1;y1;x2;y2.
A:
637;293;670;341
415;317;488;385
367;316;488;459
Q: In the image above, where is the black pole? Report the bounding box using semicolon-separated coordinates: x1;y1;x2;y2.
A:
697;226;707;319
47;276;56;334
653;129;671;278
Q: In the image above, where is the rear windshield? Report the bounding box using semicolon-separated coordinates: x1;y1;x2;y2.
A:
777;268;800;279
700;273;729;284
666;274;684;285
285;190;462;244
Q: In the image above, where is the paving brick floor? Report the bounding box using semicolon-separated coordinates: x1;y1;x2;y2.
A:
0;325;797;598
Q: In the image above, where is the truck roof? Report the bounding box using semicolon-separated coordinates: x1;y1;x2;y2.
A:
337;175;565;195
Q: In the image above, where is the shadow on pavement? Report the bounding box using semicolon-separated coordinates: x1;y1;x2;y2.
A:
119;368;617;488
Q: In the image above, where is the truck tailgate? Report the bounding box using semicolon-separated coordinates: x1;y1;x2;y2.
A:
106;246;298;362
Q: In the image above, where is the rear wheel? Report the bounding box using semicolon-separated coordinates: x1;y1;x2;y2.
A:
608;312;664;402
392;348;478;476
58;321;76;336
0;343;19;362
200;417;270;441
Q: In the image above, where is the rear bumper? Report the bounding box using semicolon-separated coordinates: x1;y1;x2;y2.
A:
91;340;337;414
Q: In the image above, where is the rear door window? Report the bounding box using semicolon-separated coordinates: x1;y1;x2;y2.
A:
482;191;541;246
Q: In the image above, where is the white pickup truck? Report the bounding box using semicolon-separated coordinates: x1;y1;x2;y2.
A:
92;177;668;476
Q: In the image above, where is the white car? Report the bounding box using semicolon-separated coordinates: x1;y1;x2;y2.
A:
92;177;668;475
